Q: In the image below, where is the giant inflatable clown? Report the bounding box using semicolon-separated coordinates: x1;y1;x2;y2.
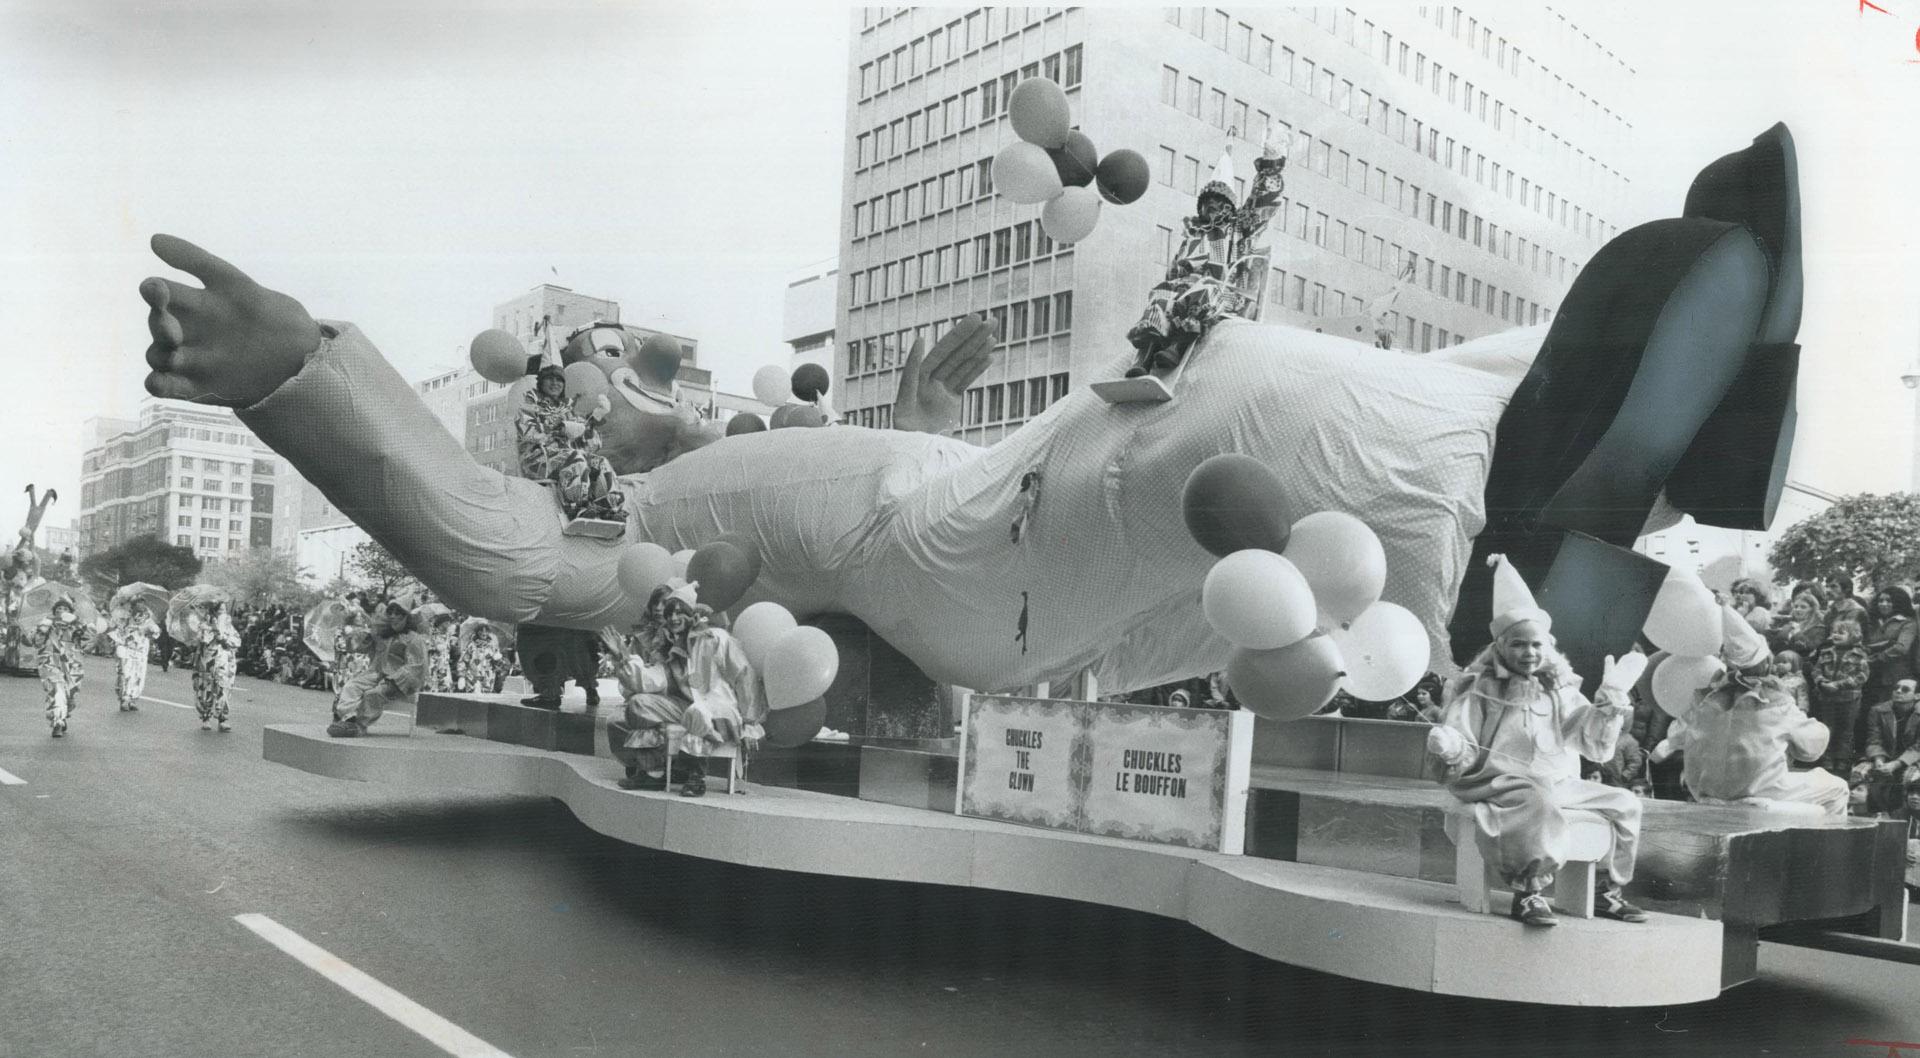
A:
135;125;1801;696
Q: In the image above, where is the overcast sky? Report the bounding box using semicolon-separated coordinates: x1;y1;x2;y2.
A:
2;1;1916;540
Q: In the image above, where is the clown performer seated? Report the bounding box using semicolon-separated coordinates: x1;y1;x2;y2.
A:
327;598;429;738
601;584;763;798
1425;555;1650;928
1648;605;1850;816
1119;131;1285;390
515;361;628;535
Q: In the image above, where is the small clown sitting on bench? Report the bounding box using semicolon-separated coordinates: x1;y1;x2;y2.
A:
1426;555;1650;928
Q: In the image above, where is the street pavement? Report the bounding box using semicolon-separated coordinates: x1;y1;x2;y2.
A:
4;655;1919;1058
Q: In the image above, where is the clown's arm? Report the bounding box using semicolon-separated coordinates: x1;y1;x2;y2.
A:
1649;716;1691;765
1562;654;1644;762
1784;710;1831;764
1425;682;1489;777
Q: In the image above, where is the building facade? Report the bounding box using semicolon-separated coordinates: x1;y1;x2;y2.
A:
837;5;1635;444
79;401;300;562
784;259;839;378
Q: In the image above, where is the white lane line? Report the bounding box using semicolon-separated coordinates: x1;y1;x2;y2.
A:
140;696;195;710
0;766;26;786
234;913;515;1058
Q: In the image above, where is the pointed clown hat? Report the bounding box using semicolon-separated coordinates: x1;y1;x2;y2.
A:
1720;603;1771;670
664;578;699;607
1486;553;1551;639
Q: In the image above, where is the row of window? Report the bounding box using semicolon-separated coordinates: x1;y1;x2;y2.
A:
851;156;993;239
1158;49;1614;251
846;293;1075;377
177;535;243;551
1257;256;1549;345
963;373;1072;428
1286;5;1631;171
856;8;1066;103
841;404;896;430
184;495;248;512
177;516;246;533
850;220;1060;308
176;476;249;494
854;45;1083;173
1166;7;1627;204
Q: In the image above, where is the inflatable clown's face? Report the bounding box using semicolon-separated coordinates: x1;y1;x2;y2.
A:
556;324;705;475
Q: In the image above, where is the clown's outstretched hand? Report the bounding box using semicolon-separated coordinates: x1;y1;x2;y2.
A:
893;313;996;435
140;235;323;407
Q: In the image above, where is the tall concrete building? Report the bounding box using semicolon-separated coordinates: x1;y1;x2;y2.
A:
836;5;1636;444
78;401;303;563
784;259;839;378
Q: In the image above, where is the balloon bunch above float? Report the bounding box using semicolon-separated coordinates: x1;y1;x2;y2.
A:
989;77;1149;245
1182;455;1426;722
748;363;835;431
613;535;840;746
1641;566;1726;722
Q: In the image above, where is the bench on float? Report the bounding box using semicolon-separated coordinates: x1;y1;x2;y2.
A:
1449;806;1613;919
658;723;745;795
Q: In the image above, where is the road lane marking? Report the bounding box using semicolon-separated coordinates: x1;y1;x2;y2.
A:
140;696;195;710
0;766;26;786
234;913;515;1058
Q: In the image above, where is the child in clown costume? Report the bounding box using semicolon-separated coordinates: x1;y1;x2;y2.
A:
33;598;88;737
515;364;628;524
109;600;163;711
1125;135;1286;379
1649;605;1849;815
1426;554;1651;928
328;599;428;737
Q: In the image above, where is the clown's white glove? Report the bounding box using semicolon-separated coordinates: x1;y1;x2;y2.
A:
1426;725;1466;764
562;419;586;440
1598;653;1648;700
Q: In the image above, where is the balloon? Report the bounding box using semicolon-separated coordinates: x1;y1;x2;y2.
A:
616;543;676;600
725;412;766;436
1644;568;1723;657
1225;635;1345;722
1047;130;1098;187
992;142;1065;205
733;601;797;671
1652;654;1723;720
1008;77;1070;148
1181;454;1294;557
783;405;827;429
635;333;683;391
670;549;695;579
687;541;756;611
762;696;827;747
768;405;795;429
752;365;790;408
1041;185;1102;244
562;360;609;406
470;328;529;384
1328;602;1428;701
791;362;831;402
1094;149;1150;205
709;532;764;583
1284;511;1387;627
763;626;840;709
1202;550;1316;650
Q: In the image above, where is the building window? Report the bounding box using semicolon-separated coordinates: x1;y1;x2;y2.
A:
1052;291;1073;332
964;388;985;427
1185;76;1202;118
1063;45;1082;87
1029;377;1050;415
1161;65;1178;106
1051;373;1070;402
1157;146;1176;185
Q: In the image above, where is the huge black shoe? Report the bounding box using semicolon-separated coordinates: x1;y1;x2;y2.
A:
1596;883;1650;923
677;754;708;798
520;694;561;710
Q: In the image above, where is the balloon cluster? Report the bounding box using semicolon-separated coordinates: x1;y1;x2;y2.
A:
613;535;840;746
1182;456;1427;722
742;363;834;434
990;78;1148;245
1640;567;1726;721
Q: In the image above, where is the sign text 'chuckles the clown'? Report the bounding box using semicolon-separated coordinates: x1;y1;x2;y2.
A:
957;695;1252;853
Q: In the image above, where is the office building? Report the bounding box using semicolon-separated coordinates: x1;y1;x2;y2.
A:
784;259;839;379
837;6;1636;444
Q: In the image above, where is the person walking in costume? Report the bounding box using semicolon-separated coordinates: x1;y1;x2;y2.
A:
424;613;455;693
460;622;505;693
110;600;162;711
1651;605;1849;815
328;600;428;737
1426;554;1650;928
189;600;241;732
34;598;88;737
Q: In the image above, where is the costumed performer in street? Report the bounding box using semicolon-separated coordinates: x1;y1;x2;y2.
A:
1425;554;1650;928
34;597;88;738
460;622;506;694
603;585;762;797
110;600;163;712
189;599;242;732
1649;604;1849;816
425;611;455;693
328;598;429;738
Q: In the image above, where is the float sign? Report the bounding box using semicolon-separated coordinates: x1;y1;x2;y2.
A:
957;696;1252;854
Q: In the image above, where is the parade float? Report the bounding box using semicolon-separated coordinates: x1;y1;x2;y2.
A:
134;109;1911;1004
